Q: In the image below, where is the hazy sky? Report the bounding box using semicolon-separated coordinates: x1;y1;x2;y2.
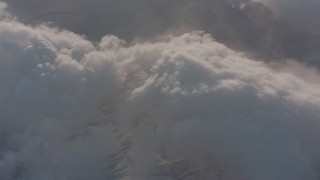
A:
1;1;320;180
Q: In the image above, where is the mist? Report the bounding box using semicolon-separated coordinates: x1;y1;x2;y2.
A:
1;1;320;180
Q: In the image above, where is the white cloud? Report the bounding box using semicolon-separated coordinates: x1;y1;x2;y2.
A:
1;4;320;179
0;2;8;19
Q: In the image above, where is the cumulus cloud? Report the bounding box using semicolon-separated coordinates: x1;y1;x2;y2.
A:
1;2;320;180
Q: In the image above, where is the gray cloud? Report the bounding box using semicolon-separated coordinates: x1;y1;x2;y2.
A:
1;3;320;179
5;0;320;68
253;0;320;32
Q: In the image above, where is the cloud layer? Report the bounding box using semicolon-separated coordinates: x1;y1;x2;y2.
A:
1;3;320;180
6;0;320;68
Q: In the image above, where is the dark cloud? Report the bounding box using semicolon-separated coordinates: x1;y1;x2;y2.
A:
254;0;320;32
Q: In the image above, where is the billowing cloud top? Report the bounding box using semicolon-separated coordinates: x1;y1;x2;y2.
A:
1;2;320;180
6;0;320;67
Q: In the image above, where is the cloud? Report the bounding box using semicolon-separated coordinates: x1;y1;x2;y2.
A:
0;2;9;19
1;3;320;179
5;0;320;68
252;0;320;32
